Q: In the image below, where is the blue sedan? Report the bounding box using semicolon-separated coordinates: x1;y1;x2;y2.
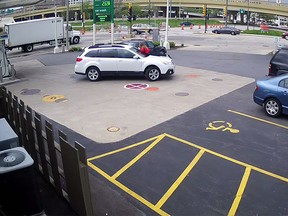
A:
253;74;288;117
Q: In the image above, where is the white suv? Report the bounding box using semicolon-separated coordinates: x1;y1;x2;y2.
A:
74;44;175;81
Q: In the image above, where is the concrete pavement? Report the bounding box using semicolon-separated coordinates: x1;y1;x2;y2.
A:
5;58;254;143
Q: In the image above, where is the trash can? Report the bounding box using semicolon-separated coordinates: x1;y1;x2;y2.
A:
0;147;44;216
0;118;19;151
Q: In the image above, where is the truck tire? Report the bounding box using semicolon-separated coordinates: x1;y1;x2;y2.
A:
23;44;33;52
72;36;80;44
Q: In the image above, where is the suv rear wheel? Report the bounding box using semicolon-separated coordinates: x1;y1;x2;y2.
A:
86;66;101;81
264;98;282;117
145;66;160;81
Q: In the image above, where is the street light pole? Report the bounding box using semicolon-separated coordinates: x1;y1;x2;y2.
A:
163;0;170;50
53;0;60;53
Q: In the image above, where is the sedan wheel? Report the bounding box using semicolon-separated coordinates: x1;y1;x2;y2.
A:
86;67;101;81
145;66;160;81
264;98;282;117
231;31;236;35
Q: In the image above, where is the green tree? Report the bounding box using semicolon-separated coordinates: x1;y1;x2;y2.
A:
83;2;92;20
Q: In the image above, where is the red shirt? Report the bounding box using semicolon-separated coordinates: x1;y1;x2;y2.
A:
140;46;150;55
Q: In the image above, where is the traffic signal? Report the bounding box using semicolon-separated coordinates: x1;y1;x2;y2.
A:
223;7;227;17
202;4;207;17
128;3;132;22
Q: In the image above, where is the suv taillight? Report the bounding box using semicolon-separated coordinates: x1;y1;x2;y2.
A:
255;85;258;91
76;57;83;62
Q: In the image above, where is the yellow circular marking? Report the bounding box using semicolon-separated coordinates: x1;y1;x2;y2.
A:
107;126;120;132
42;94;66;103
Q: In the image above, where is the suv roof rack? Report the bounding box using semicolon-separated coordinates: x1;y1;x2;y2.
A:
88;44;126;49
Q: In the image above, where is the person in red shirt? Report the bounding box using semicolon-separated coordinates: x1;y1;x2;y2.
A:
139;43;150;56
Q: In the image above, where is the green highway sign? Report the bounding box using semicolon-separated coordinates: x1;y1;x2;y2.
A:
94;0;112;22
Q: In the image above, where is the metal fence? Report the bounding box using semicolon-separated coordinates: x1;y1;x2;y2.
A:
0;86;93;216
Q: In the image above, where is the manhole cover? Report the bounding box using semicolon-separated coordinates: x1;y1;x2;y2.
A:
20;89;41;95
107;126;120;132
212;78;223;81
175;92;189;96
124;83;149;90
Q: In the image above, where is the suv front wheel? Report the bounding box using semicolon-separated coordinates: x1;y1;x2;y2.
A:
145;66;160;81
86;66;101;81
264;98;282;117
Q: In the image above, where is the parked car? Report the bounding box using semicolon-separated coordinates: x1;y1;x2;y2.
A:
180;21;193;27
212;27;241;35
131;24;157;34
282;32;288;40
120;39;167;56
268;47;288;76
74;44;175;81
253;74;288;117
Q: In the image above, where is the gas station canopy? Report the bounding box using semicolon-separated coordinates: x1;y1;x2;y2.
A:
0;0;44;9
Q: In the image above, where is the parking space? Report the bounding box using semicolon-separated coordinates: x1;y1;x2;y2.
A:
88;124;288;215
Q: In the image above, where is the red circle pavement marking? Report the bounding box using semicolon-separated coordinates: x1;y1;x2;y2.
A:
124;83;149;90
146;87;159;91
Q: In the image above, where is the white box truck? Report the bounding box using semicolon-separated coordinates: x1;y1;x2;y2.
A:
4;17;81;52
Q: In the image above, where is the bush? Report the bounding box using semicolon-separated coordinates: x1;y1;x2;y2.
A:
69;46;83;52
154;41;175;48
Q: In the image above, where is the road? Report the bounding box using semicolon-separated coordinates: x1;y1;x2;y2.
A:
5;30;288;216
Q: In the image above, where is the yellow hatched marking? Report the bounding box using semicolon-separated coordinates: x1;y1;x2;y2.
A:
228;167;251;216
88;161;169;216
156;149;205;208
165;133;288;183
228;110;288;130
87;134;162;161
112;134;165;179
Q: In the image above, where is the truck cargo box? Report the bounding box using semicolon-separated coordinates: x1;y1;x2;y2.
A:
5;17;64;49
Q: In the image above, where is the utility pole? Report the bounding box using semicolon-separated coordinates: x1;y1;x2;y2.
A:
66;0;69;51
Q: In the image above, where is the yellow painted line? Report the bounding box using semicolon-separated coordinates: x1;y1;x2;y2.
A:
156;149;205;208
112;134;166;179
228;167;251;216
88;161;169;216
228;110;288;130
87;134;162;161
164;133;288;183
